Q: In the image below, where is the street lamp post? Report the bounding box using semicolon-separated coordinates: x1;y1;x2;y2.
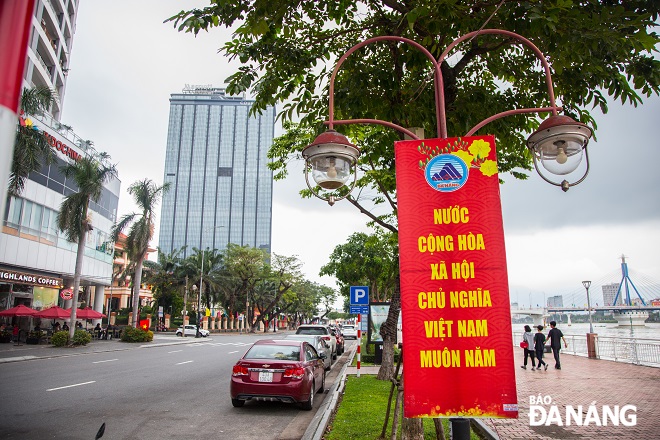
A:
583;280;594;334
302;30;593;205
300;30;595;438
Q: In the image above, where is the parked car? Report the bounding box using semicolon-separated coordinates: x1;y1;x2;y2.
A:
230;339;326;410
342;324;358;339
283;335;332;370
330;327;344;355
296;324;337;359
176;324;209;337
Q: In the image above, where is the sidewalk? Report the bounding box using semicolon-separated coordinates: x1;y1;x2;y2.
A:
482;353;659;439
343;353;659;439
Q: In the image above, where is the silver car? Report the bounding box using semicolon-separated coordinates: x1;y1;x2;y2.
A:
283;335;333;370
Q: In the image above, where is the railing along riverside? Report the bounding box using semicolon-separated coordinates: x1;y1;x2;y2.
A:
511;332;660;367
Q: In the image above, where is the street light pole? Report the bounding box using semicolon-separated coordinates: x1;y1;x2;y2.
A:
583;280;594;333
299;30;595;439
196;249;205;338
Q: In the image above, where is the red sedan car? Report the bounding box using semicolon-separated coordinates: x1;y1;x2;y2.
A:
230;339;326;410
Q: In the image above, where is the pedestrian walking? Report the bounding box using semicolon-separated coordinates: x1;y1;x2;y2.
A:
520;325;536;370
546;320;568;369
534;325;548;371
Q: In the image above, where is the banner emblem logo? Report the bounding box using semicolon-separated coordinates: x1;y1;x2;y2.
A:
425;154;468;192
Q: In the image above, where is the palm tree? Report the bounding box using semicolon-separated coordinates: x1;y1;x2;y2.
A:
9;87;56;195
57;152;117;340
111;179;169;328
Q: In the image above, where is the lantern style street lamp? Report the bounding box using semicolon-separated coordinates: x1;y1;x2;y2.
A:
301;29;594;205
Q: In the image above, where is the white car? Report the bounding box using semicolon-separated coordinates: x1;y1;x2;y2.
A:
176;324;209;337
342;325;358;339
296;324;337;359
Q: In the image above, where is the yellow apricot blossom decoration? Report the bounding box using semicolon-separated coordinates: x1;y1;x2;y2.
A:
480;160;498;177
452;149;474;166
468;138;491;159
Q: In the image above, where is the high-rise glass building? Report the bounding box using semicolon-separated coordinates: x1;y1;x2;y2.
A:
158;85;274;258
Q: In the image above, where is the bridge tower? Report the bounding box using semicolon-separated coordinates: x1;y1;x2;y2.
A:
612;255;648;326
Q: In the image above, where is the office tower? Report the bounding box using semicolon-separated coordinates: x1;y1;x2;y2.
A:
547;295;563;308
23;0;79;120
602;282;623;306
158;85;274;258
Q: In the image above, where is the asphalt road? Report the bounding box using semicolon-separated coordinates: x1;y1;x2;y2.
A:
0;333;353;440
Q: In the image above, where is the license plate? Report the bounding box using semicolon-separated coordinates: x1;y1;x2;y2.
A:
258;371;273;382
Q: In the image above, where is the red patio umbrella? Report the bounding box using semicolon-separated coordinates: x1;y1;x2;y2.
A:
34;306;71;320
0;304;37;317
75;307;106;320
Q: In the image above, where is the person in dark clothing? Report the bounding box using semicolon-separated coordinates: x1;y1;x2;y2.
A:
521;325;536;370
546;320;568;369
534;325;548;371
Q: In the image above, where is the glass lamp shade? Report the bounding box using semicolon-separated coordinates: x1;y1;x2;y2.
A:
535;139;584;175
310;155;352;189
302;129;360;192
527;115;592;176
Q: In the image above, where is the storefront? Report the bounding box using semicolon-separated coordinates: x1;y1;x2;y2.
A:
0;268;63;310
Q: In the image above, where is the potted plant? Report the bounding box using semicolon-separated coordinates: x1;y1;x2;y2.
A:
26;330;43;344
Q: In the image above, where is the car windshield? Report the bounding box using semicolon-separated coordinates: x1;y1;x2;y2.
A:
344;326;354;330
297;328;326;335
245;345;301;361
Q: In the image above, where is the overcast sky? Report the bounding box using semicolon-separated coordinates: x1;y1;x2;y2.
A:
60;1;660;307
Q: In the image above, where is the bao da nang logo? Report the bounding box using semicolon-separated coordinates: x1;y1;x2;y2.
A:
529;395;637;427
425;154;468;192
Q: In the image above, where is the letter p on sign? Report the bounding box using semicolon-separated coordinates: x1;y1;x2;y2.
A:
350;286;369;305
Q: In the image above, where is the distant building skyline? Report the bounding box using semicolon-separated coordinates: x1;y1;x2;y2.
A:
158;85;274;258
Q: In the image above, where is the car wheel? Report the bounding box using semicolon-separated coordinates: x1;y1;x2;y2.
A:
332;351;337;360
176;332;182;337
317;372;326;394
231;398;244;408
301;382;314;410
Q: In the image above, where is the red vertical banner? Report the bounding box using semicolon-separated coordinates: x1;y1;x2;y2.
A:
395;136;518;419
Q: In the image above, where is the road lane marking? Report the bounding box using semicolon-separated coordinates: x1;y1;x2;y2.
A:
228;351;239;354
168;350;183;353
92;359;118;364
47;381;96;391
176;360;194;365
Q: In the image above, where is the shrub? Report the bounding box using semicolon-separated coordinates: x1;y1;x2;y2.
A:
120;326;153;342
51;330;69;347
72;329;91;346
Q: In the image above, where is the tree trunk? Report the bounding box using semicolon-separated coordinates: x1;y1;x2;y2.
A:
433;418;445;440
377;273;401;381
401;418;424;440
132;256;144;327
68;230;86;340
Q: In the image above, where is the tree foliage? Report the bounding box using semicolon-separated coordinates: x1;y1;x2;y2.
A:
321;231;399;304
168;1;660;217
10;87;57;196
111;179;169;327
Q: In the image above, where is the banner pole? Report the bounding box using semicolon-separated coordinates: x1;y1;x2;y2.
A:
357;314;361;377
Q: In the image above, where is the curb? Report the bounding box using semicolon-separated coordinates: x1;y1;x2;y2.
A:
301;345;356;440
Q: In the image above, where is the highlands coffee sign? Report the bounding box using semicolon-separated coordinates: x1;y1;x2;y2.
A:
0;269;63;288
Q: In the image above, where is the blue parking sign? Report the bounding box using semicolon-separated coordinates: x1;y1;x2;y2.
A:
350;286;369;305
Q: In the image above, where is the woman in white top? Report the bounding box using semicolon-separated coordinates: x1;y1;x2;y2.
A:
521;325;536;370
